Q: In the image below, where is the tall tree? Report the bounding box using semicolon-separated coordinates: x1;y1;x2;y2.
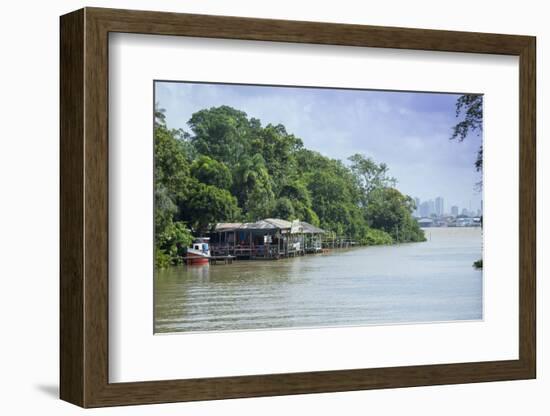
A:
232;154;275;221
450;94;483;172
188;106;253;167
277;179;319;225
186;183;241;233
252;123;303;193
349;153;397;203
366;188;425;243
154;107;194;266
190;155;232;190
450;94;484;266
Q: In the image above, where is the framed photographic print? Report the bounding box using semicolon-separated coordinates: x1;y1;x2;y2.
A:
60;7;536;408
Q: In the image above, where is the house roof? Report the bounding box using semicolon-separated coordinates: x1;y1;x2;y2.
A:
264;218;292;229
240;220;279;230
214;218;325;233
214;222;243;232
300;221;326;234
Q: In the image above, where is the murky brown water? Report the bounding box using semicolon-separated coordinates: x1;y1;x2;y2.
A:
154;227;482;333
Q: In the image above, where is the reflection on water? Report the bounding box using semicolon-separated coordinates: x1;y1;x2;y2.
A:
154;227;482;333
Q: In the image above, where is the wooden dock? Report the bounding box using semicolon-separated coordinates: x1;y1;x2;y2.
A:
208;255;235;265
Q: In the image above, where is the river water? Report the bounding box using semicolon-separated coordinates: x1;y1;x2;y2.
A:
155;227;482;333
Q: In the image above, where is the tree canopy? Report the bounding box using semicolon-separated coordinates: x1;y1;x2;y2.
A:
450;94;483;172
450;94;483;266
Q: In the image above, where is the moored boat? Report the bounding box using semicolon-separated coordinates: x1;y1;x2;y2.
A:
186;238;210;265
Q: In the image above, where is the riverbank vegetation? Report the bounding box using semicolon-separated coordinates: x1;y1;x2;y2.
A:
155;105;425;266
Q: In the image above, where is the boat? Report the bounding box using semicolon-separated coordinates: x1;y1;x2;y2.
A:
185;238;210;265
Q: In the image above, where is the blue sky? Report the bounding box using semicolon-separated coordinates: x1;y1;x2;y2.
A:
155;81;482;213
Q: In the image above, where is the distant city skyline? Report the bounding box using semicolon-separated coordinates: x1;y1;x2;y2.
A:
156;81;483;211
414;196;482;218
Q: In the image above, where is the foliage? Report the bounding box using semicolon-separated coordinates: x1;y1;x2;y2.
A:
271;197;295;220
349;153;396;202
252;124;303;192
154;184;177;239
155;247;172;269
154;104;426;266
365;188;426;243
188;106;253;166
450;94;483;172
277;180;319;225
186;183;241;231
191;155;232;189
156;221;194;266
232;153;275;221
154;108;195;267
362;228;394;245
154;122;192;201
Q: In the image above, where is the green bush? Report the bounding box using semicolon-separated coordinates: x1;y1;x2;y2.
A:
156;221;194;267
362;228;393;245
155;247;172;269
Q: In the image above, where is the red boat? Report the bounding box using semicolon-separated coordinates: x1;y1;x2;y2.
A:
185;239;210;265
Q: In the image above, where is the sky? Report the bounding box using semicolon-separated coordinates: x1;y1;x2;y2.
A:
155;81;483;213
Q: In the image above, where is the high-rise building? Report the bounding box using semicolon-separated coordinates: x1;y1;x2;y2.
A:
435;197;444;217
419;201;430;217
428;199;435;217
414;197;420;217
451;205;459;217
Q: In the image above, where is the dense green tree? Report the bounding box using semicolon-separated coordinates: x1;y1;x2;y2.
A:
362;228;394;245
271;197;295;220
232;154;275;220
306;169;364;237
154;107;195;266
190;155;232;190
252;124;303;192
188;106;253;166
366;188;425;243
349;153;396;202
154;122;192;201
451;94;483;266
154;184;177;239
292;147;406;243
186;183;241;232
450;94;483;172
155;221;193;268
154;104;426;267
277;179;319;225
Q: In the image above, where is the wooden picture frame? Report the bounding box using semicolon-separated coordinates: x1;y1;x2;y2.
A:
60;7;536;408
